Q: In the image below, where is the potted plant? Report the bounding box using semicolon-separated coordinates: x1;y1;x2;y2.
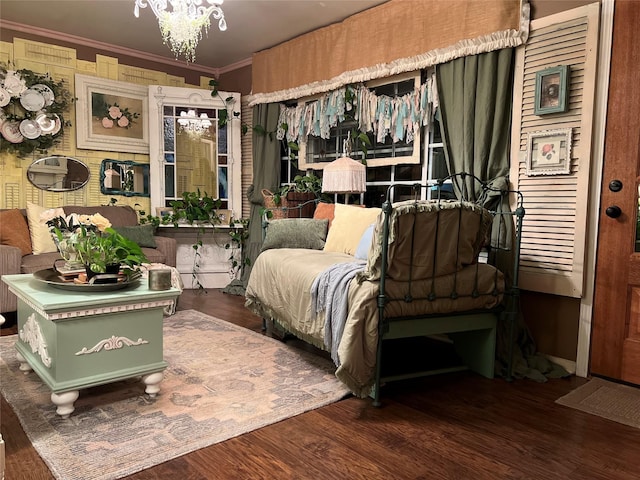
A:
74;226;147;277
269;173;324;218
46;212;147;280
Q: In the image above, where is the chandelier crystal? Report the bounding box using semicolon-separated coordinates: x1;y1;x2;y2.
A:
134;0;227;62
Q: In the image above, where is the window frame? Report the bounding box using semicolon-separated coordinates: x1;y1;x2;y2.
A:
148;85;242;217
297;71;422;170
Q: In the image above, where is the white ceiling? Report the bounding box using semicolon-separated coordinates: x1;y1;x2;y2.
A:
0;0;388;71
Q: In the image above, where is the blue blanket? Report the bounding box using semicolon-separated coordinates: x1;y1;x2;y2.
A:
310;261;366;366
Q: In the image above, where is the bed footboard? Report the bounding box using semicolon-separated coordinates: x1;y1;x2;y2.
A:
370;172;524;406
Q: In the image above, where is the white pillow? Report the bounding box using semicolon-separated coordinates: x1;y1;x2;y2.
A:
26;202;64;255
323;204;381;256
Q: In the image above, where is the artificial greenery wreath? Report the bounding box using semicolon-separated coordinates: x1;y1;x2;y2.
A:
0;64;73;157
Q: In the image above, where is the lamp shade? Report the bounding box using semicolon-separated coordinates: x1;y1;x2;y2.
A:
321;156;366;193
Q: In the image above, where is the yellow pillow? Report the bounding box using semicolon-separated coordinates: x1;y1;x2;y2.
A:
26;202;64;255
323;203;381;255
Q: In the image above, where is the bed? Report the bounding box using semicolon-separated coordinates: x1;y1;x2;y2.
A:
245;172;524;405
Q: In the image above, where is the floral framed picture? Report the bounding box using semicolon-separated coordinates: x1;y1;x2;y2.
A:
526;128;572;176
534;65;570;115
216;209;232;224
75;74;149;153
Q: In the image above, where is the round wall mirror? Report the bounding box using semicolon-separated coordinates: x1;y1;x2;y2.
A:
27;156;90;192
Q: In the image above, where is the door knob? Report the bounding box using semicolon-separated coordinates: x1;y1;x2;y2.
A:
605;205;622;218
609;179;623;192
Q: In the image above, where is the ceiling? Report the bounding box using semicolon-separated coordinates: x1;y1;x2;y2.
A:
0;0;388;71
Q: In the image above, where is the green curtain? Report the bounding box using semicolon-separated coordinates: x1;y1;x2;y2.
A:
436;48;514;199
436;49;567;382
236;103;282;289
436;48;515;262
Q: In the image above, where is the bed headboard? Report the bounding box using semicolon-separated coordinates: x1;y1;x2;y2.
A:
362;172;525;338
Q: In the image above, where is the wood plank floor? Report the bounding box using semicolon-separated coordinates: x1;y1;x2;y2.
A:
2;289;639;479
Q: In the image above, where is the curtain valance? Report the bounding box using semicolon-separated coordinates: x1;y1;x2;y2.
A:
248;0;529;106
277;75;438;147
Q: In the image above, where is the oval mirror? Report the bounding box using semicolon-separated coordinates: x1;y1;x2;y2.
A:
27;156;90;192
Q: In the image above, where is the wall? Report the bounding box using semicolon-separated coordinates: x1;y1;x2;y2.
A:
219;65;252;96
0;29;222;214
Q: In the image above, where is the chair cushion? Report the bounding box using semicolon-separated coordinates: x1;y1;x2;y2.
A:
0;209;32;255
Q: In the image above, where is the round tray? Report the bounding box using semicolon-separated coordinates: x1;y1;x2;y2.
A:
33;268;141;292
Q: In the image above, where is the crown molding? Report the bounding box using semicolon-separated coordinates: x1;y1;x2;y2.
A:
218;56;252;75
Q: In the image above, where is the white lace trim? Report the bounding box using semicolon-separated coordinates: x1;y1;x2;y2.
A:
248;2;530;107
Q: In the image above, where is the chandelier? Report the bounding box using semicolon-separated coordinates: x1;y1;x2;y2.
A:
177;110;212;137
134;0;227;62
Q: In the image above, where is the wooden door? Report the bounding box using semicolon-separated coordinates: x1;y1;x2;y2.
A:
590;0;640;383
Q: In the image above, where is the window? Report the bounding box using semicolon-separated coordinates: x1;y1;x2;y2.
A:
280;72;447;207
364;120;448;207
297;72;423;169
148;86;242;216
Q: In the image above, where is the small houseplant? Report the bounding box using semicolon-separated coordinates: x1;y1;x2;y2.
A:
73;227;147;275
45;212;147;277
271;173;323;206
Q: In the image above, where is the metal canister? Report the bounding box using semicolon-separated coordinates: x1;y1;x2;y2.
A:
148;269;172;290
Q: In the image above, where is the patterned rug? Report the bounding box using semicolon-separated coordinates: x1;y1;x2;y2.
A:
0;309;350;480
556;377;640;428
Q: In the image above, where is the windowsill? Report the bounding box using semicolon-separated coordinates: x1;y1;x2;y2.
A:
157;223;244;229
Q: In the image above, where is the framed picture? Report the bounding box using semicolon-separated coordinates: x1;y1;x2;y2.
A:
534;65;570;115
526;129;572;176
216;209;232;224
75;74;149;153
155;207;173;218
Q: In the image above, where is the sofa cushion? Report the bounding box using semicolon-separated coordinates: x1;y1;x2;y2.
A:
312;202;335;228
26;203;64;255
262;218;329;251
114;224;157;248
323;204;381;256
0;209;32;256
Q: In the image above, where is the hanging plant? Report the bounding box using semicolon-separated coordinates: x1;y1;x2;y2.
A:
0;64;73;157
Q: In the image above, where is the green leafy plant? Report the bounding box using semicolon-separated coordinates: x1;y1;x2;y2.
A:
208;79;247;133
161;190;222;290
168;190;222;226
272;173;323;206
74;227;147;274
224;216;250;279
45;212;147;275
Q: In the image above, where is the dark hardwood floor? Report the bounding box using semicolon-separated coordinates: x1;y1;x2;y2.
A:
2;289;639;479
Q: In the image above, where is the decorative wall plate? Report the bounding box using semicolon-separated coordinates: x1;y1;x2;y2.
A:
36;113;56;134
0;88;10;107
20;88;46;111
1;121;24;143
32;83;55;106
19;119;42;139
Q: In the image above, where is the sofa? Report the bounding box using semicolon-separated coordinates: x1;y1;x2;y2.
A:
0;204;177;314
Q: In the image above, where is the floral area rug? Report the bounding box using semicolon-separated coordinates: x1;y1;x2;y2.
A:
0;309;350;480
